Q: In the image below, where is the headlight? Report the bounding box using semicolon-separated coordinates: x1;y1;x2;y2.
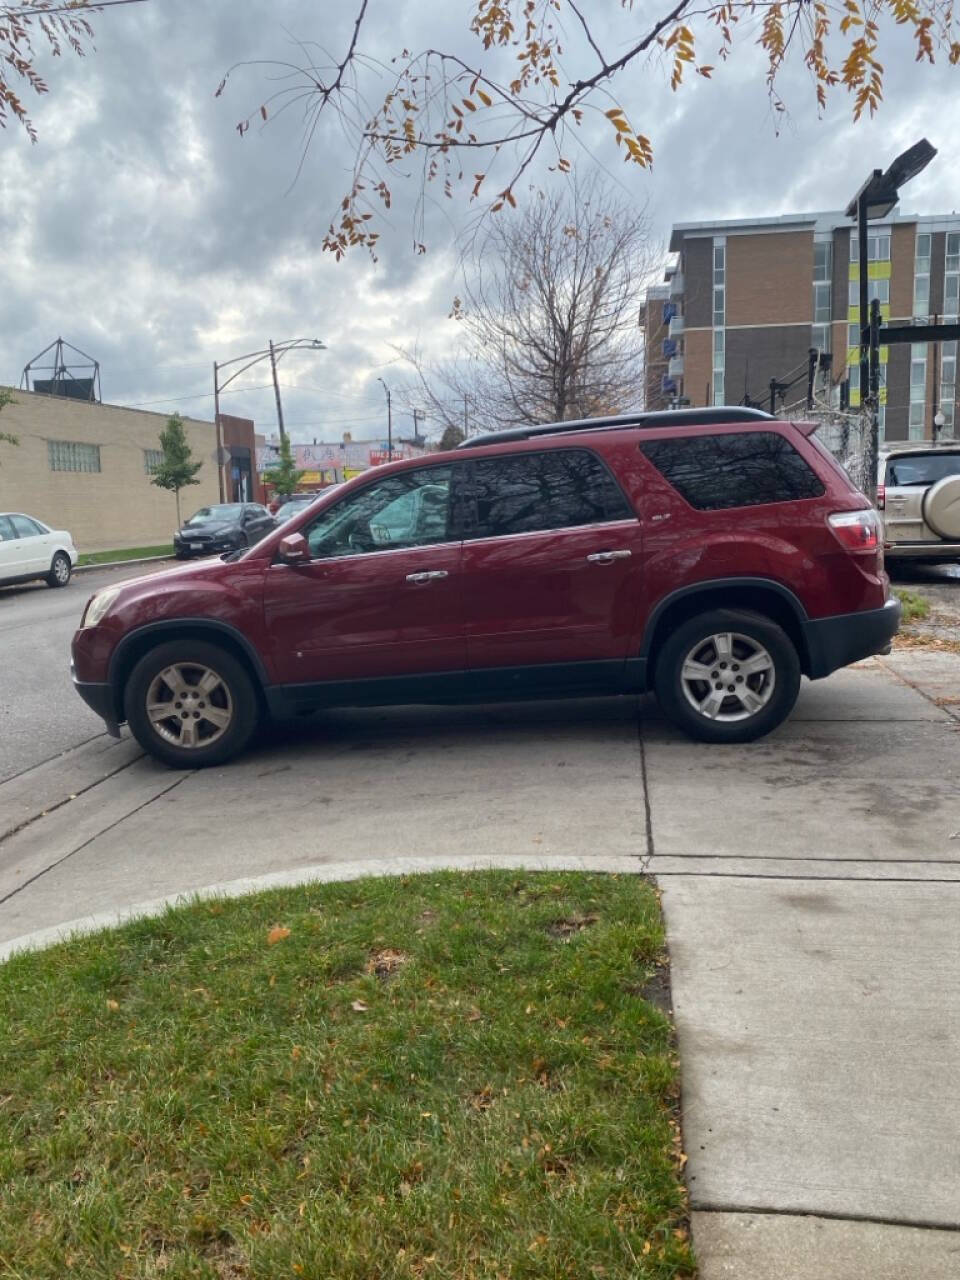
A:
81;585;122;628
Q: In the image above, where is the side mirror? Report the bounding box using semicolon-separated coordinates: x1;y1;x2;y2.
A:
278;532;310;564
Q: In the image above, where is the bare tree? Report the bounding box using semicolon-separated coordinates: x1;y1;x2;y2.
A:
221;0;960;259
404;179;654;431
1;0;148;144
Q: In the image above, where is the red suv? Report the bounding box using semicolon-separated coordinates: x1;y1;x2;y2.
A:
72;409;900;767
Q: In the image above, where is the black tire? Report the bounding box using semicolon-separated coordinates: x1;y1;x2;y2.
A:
46;551;72;588
124;639;260;768
653;608;801;744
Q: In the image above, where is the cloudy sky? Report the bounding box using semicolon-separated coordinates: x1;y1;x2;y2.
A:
2;0;958;443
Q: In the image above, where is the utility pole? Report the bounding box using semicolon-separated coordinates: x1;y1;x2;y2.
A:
377;378;393;461
412;408;425;443
268;340;286;443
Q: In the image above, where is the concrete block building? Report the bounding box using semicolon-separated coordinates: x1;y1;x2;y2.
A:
0;389;259;552
641;210;960;441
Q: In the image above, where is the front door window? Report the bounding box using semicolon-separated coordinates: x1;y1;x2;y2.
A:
304;466;453;558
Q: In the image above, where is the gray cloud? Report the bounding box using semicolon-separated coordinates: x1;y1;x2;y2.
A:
1;1;957;444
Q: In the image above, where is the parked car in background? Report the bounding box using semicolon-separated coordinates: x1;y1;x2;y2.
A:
73;407;900;768
0;512;77;588
878;444;960;562
173;503;275;559
275;493;322;523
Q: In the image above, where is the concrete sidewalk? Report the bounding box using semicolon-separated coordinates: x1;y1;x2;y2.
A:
1;653;959;1276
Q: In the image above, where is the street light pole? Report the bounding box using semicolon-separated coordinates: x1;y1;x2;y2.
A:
213;360;225;501
845;139;937;501
377;378;393;461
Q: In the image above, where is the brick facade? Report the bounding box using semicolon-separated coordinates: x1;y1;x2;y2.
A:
726;231;813;327
0;389;258;552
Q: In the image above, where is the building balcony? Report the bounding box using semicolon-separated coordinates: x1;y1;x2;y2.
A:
668;355;685;378
670;272;684;298
668;314;684;338
663;337;678;359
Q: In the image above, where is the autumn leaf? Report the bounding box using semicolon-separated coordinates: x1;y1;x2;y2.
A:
106;999;119;1012
351;1000;369;1012
267;926;291;945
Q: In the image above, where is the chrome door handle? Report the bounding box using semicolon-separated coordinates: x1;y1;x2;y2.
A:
406;570;449;583
585;550;632;564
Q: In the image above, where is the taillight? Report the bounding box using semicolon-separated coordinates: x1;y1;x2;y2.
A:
876;484;885;510
827;509;880;553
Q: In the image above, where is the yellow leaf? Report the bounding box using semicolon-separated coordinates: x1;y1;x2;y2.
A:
267;926;291;945
106;999;119;1012
351;1000;369;1012
477;89;493;106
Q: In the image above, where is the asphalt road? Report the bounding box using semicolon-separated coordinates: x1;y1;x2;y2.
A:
0;561;177;782
0;556;956;785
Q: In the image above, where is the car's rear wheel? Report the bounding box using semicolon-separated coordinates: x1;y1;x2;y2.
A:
124;640;259;768
46;551;72;588
654;609;801;743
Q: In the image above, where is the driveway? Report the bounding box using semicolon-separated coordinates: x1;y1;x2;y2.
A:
1;649;959;1277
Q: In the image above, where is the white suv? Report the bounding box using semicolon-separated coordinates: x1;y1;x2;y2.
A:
0;512;78;588
878;444;960;563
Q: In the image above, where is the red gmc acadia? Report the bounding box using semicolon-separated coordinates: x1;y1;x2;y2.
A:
72;408;901;768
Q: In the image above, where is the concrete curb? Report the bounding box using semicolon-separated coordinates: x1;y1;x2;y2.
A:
0;853;643;963
74;554;176;574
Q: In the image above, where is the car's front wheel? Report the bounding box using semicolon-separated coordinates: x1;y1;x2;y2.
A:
46;551;72;588
124;640;260;768
654;608;801;743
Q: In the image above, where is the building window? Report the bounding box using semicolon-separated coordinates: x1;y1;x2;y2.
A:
48;440;101;473
143;448;163;475
849;277;889;307
712;236;725;404
813;282;832;324
913;229;931;321
909;341;928;439
849;232;891;262
946;232;960;274
814;241;832;281
916;233;932;275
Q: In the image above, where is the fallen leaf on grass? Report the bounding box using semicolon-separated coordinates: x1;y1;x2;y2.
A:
106;999;119;1012
267;926;291;945
351;1000;368;1013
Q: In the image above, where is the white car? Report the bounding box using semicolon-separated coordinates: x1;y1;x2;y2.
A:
0;512;78;588
879;444;960;563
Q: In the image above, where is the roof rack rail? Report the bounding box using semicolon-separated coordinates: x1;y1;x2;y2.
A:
458;406;774;448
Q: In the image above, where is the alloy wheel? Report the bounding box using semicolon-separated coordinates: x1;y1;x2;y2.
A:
54;555;70;583
145;662;234;749
679;631;776;723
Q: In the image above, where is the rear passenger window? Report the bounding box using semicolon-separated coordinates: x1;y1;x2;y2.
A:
639;432;825;510
466;449;633;538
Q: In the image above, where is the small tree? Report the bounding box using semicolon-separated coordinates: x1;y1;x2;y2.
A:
437;425;465;451
262;435;304;498
151;413;202;526
0;388;19;461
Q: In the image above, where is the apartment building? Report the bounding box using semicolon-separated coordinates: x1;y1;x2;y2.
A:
642;210;960;441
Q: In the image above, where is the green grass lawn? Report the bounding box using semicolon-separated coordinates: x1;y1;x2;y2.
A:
77;544;173;566
896;588;932;624
0;871;694;1280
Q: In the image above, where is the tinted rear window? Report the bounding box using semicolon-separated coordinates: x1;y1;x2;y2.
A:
886;453;960;486
465;449;633;538
639;431;825;511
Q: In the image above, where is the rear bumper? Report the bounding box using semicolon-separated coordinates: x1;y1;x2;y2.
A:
71;664;121;738
802;597;902;680
885;540;960;559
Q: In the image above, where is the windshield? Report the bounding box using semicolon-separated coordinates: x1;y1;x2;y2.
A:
186;505;243;525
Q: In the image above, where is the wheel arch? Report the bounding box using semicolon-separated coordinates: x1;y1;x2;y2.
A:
108;620;269;722
641;578;811;681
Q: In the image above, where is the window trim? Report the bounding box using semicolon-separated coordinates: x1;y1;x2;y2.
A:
458;446;636;543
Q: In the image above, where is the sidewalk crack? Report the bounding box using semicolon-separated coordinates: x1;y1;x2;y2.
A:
693;1202;960;1234
0;775;187;908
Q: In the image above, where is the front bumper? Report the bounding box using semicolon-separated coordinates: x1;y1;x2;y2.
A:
802;597;902;680
71;663;121;738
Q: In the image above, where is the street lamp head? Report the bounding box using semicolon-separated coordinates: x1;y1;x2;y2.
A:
884;138;937;191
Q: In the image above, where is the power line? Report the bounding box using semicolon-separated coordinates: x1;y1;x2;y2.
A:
125;382;275;408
